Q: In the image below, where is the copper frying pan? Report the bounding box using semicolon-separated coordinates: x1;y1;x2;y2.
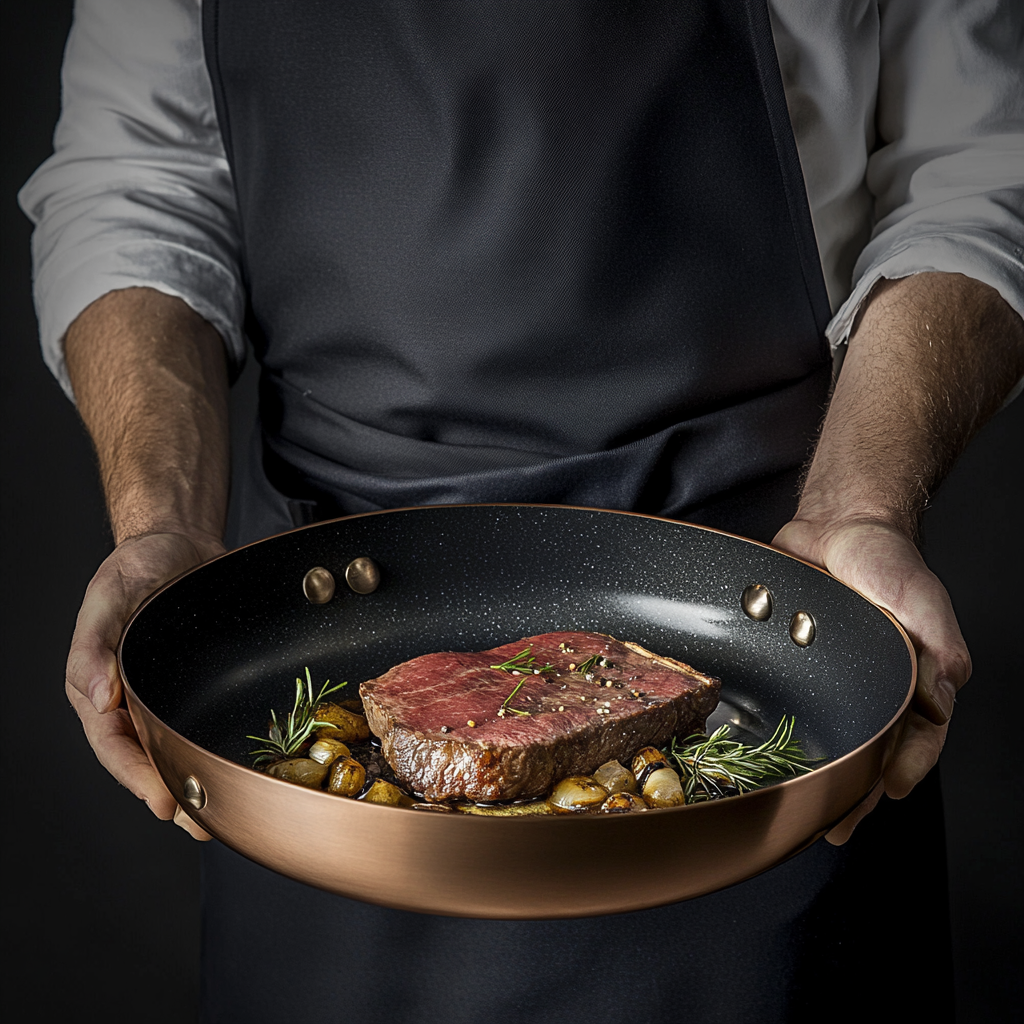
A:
119;504;914;918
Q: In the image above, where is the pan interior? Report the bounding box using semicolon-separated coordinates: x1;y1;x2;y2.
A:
120;506;912;769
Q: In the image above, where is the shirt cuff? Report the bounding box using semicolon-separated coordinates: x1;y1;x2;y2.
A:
825;224;1024;406
34;240;247;402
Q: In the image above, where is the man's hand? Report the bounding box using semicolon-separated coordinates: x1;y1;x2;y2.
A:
64;287;231;841
781;271;1024;843
772;517;969;844
66;531;223;839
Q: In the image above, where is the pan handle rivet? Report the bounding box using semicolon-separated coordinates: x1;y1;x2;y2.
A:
790;611;816;647
303;566;336;604
183;775;207;811
345;557;380;595
741;584;773;621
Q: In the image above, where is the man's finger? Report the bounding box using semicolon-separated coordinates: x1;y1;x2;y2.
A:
822;524;970;727
867;562;969;727
66;571;135;712
66;640;122;715
825;779;885;846
882;711;947;800
174;805;213;841
912;644;968;727
66;682;178;818
67;533;223;714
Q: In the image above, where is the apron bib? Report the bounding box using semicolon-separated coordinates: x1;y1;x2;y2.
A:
201;3;952;1020
206;0;832;535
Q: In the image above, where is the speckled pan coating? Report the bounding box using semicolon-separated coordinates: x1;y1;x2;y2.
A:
121;505;910;764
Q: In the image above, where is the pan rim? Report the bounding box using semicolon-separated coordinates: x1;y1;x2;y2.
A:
118;502;917;822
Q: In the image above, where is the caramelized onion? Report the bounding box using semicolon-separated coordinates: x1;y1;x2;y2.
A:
313;702;371;743
642;766;686;807
359;779;406;805
548;776;609;813
455;801;552;817
599;792;647;813
327;756;366;796
631;746;669;775
631;746;671;789
266;758;329;788
593;760;637;795
308;738;352;765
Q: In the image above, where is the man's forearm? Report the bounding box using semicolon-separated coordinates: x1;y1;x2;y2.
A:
59;287;230;827
64;287;231;544
797;272;1024;538
774;271;1024;831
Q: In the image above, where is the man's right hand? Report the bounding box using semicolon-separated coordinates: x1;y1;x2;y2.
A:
66;530;224;839
62;287;233;841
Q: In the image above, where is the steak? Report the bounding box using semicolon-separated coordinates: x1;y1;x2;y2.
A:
359;631;721;802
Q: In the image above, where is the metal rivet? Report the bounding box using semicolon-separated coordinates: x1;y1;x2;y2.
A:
345;556;380;595
741;584;773;621
303;566;336;604
790;611;816;647
183;775;207;811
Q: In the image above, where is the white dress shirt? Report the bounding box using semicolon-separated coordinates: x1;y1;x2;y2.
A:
19;0;1024;401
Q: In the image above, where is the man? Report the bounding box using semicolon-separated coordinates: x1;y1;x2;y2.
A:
21;1;1024;1021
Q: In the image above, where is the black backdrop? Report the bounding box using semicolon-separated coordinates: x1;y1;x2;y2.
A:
2;4;1021;1021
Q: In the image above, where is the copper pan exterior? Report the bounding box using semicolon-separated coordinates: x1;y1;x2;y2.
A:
119;504;916;919
127;693;908;918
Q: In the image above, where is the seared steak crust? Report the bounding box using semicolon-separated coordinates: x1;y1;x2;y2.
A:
359;631;721;802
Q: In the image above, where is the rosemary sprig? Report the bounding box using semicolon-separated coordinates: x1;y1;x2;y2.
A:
574;654;600;677
490;647;555;675
668;716;818;802
491;646;553;717
248;667;347;764
498;678;532;716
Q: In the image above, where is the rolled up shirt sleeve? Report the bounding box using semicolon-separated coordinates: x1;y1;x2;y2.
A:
20;0;1024;404
17;0;245;401
826;0;1024;377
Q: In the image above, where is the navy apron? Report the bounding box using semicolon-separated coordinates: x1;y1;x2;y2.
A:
201;3;953;1020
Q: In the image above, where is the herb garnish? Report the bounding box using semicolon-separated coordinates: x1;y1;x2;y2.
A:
248;667;346;764
668;716;818;801
490;647;555;675
497;678;532;716
574;654;600;677
491;646;554;717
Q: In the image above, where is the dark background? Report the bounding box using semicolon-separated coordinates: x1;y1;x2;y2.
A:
3;3;1021;1021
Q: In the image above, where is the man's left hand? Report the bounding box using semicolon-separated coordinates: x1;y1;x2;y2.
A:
772;515;970;844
